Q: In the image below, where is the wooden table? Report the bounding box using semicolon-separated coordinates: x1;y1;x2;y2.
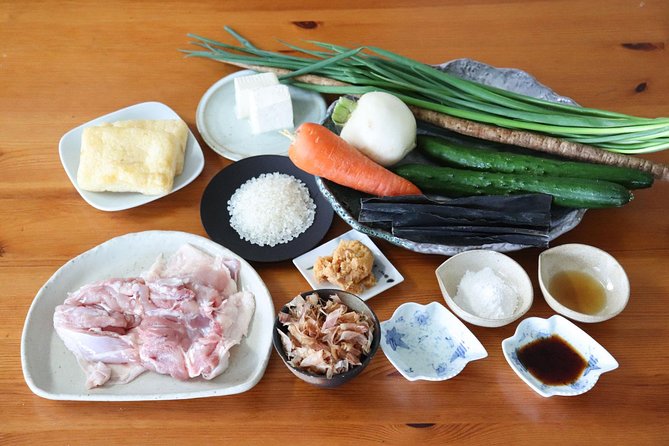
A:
2;1;668;444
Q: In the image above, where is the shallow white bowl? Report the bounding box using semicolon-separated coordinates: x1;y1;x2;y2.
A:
436;250;533;327
380;301;487;381
538;244;630;323
502;315;618;397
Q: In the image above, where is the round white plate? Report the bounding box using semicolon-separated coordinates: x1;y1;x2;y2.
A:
196;70;326;161
20;231;274;401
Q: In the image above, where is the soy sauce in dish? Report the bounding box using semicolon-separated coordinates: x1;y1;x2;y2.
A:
516;335;587;385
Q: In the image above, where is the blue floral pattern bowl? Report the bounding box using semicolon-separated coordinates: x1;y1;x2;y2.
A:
380;302;487;381
502;315;618;397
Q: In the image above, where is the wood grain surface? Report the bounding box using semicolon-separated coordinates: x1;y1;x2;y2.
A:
1;1;668;444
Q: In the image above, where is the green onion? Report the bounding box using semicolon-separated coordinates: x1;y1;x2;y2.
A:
183;27;669;154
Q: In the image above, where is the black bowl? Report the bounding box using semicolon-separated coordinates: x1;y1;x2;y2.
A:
273;289;381;388
200;155;334;262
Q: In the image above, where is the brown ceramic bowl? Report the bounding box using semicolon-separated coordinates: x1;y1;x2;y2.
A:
272;289;381;388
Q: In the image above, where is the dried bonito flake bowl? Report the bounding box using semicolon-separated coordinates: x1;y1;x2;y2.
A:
538;243;630;323
436;250;533;328
272;289;381;388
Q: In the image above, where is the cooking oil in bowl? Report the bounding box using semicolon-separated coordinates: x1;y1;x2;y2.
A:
538;244;630;323
548;270;606;315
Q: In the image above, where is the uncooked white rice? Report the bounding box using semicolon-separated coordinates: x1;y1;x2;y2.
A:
227;172;316;247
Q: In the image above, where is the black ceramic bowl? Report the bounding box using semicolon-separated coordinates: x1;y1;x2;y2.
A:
273;289;381;388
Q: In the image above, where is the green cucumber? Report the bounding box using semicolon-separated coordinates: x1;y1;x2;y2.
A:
418;135;654;189
394;164;633;208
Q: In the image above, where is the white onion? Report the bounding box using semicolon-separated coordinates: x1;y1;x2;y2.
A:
340;92;416;166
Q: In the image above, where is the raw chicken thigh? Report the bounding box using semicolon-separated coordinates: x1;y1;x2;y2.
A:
53;244;255;388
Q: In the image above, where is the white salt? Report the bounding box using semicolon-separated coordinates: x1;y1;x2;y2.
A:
454;267;519;319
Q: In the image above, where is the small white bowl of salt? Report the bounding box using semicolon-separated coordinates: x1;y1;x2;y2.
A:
436;250;533;328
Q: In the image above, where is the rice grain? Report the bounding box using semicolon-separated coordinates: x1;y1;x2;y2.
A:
227;172;316;247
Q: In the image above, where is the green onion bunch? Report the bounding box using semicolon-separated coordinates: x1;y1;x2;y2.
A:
184;27;669;154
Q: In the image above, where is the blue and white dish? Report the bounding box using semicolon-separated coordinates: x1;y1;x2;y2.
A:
292;229;404;301
502;315;619;397
380;302;487;381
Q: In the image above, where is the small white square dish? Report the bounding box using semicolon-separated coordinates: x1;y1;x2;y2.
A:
502;315;618;397
59;101;205;212
292;229;403;301
380;301;488;381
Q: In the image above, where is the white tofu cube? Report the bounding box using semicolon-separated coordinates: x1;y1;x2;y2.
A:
248;84;294;135
234;72;279;119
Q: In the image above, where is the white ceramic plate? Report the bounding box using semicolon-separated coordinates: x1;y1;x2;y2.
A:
292;229;404;301
196;70;326;161
59;102;205;212
502;315;618;397
380;302;487;381
20;231;274;401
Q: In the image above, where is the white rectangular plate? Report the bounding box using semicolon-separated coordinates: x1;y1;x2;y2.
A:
59;102;205;212
21;231;274;401
292;229;404;301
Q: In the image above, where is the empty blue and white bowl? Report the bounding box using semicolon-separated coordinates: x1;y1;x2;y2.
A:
502;315;619;397
380;302;487;381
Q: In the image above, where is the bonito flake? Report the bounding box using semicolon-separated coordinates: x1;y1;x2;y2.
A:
277;293;374;378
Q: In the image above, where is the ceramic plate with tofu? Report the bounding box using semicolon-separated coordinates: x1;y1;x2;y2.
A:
59;101;205;212
196;70;326;161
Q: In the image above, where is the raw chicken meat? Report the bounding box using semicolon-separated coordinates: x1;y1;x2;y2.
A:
53;244;255;388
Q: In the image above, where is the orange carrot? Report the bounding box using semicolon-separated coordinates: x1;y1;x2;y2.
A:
288;123;422;196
